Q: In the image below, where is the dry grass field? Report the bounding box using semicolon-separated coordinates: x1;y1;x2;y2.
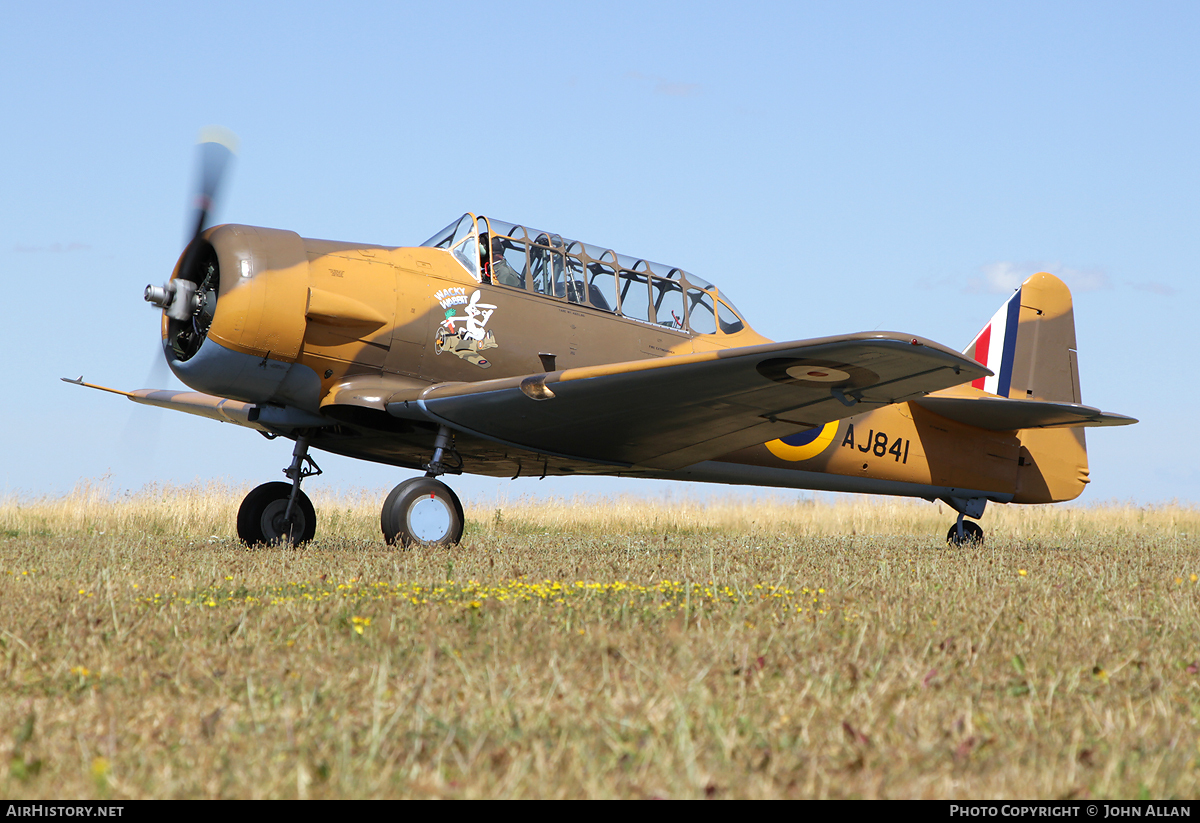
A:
1;481;1197;799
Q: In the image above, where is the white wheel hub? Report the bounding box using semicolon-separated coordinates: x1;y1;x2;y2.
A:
407;494;453;542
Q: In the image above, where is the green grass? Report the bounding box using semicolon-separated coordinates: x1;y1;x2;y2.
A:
0;485;1197;798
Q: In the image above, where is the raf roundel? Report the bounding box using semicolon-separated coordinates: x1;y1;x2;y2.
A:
784;365;851;383
765;421;839;462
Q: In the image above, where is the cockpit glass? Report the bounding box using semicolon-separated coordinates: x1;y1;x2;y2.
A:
450;214;476;247
488;218;521;239
563;254;587;305
421;214;745;331
452;236;478;278
716;297;745;334
420;218;459;249
651;277;687;330
617;270;652;323
712;289;745;320
586;262;617;312
492;236;527;289
686;289;717;335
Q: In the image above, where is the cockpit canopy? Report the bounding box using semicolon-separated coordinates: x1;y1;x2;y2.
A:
422;214;745;335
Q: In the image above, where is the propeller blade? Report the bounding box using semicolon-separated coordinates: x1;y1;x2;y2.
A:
120;348;170;463
147;128;240;360
145;338;173;389
189;126;239;245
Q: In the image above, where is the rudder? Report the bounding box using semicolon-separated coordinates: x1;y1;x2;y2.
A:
963;272;1081;403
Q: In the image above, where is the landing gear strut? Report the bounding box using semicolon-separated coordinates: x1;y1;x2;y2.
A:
236;426;468;548
943;496;986;546
237;435;321;546
381;425;465;547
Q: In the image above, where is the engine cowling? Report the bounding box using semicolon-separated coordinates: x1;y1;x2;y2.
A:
158;225;320;411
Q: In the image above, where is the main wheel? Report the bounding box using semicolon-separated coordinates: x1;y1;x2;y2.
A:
237;482;316;547
381;477;464;547
946;519;984;546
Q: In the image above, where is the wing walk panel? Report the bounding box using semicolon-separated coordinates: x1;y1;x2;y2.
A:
396;332;990;471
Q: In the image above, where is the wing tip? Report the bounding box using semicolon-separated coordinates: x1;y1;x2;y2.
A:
60;377;136;398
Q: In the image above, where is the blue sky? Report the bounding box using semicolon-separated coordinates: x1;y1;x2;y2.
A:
2;1;1194;505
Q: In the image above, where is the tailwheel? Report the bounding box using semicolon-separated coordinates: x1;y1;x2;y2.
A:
381;477;464;547
946;519;984;546
237;482;316;547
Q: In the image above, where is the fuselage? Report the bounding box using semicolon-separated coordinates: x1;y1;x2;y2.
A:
162;216;1086;508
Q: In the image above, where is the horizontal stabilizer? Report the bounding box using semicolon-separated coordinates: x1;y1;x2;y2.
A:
914;395;1137;431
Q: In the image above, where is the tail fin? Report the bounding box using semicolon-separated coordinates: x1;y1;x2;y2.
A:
964;272;1089;502
963;272;1081;403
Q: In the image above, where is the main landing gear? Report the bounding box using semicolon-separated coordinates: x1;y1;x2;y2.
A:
237;435;321;546
235;426;466;548
943;496;986;546
381;425;464;547
946;517;984;546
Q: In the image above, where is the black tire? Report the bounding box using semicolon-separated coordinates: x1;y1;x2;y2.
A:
381;477;464;547
237;482;316;547
946;520;984;546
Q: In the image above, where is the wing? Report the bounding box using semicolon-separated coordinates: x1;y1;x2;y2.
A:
60;378;326;430
390;332;990;471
